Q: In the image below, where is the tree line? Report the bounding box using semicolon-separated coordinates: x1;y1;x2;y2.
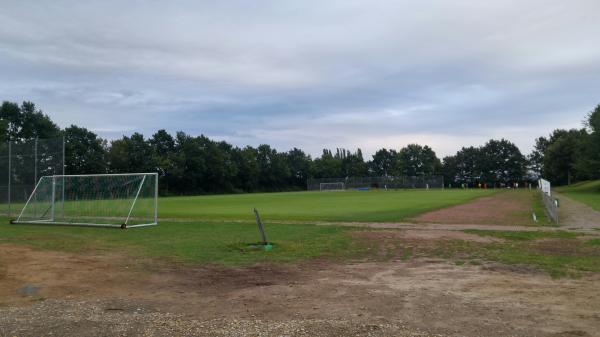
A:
1;100;599;194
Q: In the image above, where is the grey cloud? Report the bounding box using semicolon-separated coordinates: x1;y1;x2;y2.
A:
0;0;599;158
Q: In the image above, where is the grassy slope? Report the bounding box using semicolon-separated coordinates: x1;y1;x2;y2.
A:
159;189;496;222
555;180;600;211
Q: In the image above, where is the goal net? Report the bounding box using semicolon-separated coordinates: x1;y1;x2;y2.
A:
319;182;345;191
12;173;158;228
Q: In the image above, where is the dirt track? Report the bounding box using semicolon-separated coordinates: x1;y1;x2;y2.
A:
1;235;600;337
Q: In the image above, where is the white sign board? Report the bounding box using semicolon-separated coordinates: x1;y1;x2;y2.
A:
539;178;551;196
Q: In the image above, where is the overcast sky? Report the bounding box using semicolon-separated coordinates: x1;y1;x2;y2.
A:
1;1;599;158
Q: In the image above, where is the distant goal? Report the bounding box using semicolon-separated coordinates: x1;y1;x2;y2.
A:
319;182;345;191
11;173;158;228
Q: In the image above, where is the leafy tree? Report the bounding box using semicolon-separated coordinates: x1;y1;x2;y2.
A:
339;148;368;177
396;144;441;176
0;119;7;144
64;125;107;174
312;149;343;178
369;148;398;177
577;104;600;179
197;136;237;193
0;101;60;141
168;132;206;194
0;101;21;141
149;130;176;194
286;148;312;189
528;136;549;177
256;144;291;191
232;146;260;192
480;139;526;183
448;146;483;185
441;155;459;186
108;133;156;174
543;129;587;185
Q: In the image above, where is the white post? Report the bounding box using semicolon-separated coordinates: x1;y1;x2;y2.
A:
51;175;56;222
125;175;147;225
154;173;158;224
33;138;38;217
34;137;38;188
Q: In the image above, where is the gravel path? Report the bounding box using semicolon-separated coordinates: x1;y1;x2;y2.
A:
555;193;600;229
0;299;442;337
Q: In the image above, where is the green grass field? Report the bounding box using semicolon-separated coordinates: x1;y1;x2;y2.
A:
556;180;600;211
0;219;366;265
158;189;496;222
3;188;593;277
0;189;494;264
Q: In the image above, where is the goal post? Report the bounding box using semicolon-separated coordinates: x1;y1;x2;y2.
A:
319;182;345;191
11;173;158;228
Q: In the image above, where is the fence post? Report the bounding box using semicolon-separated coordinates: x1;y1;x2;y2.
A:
34;137;38;187
7;141;11;217
62;136;65;220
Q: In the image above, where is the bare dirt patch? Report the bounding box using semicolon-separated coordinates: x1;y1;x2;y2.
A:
412;191;533;225
2;243;600;337
360;229;503;243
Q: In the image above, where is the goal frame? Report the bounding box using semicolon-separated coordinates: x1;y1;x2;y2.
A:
319;182;345;191
11;173;158;228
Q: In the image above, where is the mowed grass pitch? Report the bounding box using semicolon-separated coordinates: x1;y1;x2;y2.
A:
159;189;496;222
1;189;598;277
0;189;494;265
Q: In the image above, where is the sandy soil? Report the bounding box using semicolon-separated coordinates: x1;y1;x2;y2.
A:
1;241;599;337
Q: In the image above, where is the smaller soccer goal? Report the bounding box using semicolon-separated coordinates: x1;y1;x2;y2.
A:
11;173;158;228
319;182;345;191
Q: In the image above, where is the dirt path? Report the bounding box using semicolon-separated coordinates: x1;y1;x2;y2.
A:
1;243;600;337
411;191;535;226
555;192;600;229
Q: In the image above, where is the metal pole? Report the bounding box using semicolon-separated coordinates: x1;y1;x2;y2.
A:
62;136;65;220
125;175;147;226
253;208;268;244
7;141;11;217
34;137;38;217
34;137;38;186
154;173;158;225
51;175;56;222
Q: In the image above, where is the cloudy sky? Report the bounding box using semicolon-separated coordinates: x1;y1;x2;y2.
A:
1;1;599;158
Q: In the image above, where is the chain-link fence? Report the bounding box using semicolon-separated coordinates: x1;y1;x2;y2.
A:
0;137;64;217
307;175;444;191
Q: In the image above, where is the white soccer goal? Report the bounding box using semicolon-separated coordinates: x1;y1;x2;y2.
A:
11;173;158;228
319;182;345;191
